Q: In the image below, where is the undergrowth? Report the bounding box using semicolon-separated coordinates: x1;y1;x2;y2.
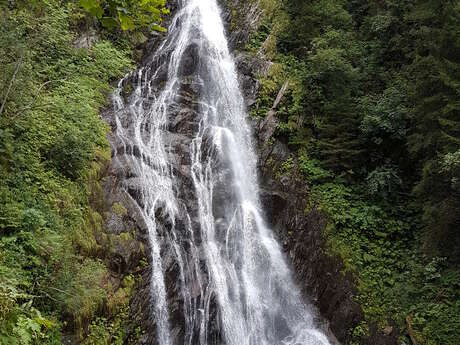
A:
0;1;145;343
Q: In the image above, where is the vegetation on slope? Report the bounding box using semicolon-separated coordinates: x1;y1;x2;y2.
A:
0;0;167;343
238;0;460;344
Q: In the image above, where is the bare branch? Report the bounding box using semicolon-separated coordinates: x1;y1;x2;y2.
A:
0;55;24;117
9;78;67;120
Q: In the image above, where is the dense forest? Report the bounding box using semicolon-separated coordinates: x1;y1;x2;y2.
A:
240;0;460;344
0;0;459;344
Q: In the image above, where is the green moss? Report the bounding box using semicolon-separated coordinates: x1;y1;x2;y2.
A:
82;272;142;345
112;203;128;218
275;157;294;179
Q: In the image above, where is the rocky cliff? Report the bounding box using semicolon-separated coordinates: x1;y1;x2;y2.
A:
98;1;399;344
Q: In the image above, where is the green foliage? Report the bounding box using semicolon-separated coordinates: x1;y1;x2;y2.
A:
275;157;294;179
82;275;140;345
0;0;136;343
360;82;409;146
54;259;108;329
0;235;61;345
365;166;402;200
112;202;128;218
415;153;460;260
247;0;460;343
79;0;169;32
299;152;333;183
304;162;459;344
83;312;140;345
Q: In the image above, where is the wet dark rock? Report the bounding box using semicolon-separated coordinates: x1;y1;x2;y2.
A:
258;112;278;144
168;108;200;133
234;53;268;107
259;189;287;222
219;0;261;50
61;334;78;345
179;42;201;77
101;13;217;345
106;212;127;234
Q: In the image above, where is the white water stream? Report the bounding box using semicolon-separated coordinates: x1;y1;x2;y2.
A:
110;1;331;344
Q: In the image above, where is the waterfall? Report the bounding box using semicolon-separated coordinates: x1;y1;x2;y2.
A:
109;0;331;344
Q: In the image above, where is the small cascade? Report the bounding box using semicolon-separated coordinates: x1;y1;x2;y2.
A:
108;1;332;344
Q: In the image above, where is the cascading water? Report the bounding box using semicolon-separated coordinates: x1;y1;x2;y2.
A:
109;1;332;344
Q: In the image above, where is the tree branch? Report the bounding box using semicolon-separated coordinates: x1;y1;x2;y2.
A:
0;55;24;117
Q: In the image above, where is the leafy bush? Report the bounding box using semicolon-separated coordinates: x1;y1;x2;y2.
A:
79;0;169;31
365;166;402;200
302;158;459;344
299;153;332;183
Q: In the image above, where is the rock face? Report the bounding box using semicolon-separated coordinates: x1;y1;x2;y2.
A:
218;0;261;50
102;59;209;345
100;1;399;345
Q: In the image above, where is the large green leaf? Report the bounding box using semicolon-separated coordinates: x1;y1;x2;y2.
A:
79;0;103;18
118;13;135;31
100;17;118;30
